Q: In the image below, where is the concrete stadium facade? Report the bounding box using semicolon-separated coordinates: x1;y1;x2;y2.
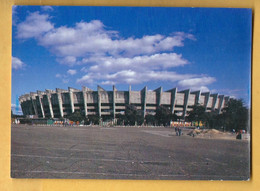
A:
19;86;229;119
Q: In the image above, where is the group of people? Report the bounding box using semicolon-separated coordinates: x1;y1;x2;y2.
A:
175;127;182;136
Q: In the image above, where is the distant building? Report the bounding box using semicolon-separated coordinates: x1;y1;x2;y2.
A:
19;86;229;119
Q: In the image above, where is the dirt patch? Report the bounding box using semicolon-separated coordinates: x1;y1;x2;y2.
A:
187;129;249;140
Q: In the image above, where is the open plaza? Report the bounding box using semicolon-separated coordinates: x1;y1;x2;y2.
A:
11;124;250;180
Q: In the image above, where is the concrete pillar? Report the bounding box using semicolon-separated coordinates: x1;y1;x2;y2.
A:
19;96;27;115
18;96;24;115
167;88;177;114
20;100;25;116
202;92;210;111
68;87;75;113
141;86;147;118
180;89;190;118
191;90;201;105
24;94;32;115
224;96;230;107
211;93;218;111
217;95;225;114
46;90;54;118
82;86;88;117
25;97;31;115
154;87;162;107
56;88;64;117
128;85;131;105
37;91;45;118
97;85;102;117
112;85;116;119
30;93;38;116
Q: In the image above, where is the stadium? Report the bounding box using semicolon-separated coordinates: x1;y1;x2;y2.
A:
18;86;229;119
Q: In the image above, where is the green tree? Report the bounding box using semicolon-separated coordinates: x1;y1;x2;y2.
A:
124;104;144;125
221;98;249;132
204;110;224;129
87;115;100;125
116;113;127;125
155;106;177;126
145;114;156;126
67;111;84;122
102;114;114;122
186;104;206;123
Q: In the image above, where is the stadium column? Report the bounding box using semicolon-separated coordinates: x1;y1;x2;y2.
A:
202;92;210;111
154;87;162;107
56;89;64;117
180;89;190;118
217;95;225;114
30;93;38;116
82;86;88;117
224;96;230;107
37;91;45;118
97;86;102;117
19;98;26;115
21;95;29;115
113;85;116;119
168;88;177;114
24;94;32;115
191;90;201;105
211;93;218;111
18;96;24;114
68;87;75;113
46;90;54;118
142;86;147;118
128;85;131;105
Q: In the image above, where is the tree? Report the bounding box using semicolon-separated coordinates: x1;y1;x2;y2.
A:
67;111;85;122
221;98;249;132
145;114;156;126
102;114;114;122
87;115;100;125
116;113;127;125
186;104;206;123
204;110;224;129
124;104;144;125
155;105;177;126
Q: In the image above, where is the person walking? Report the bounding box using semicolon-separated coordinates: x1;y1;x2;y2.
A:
178;127;182;136
175;126;179;136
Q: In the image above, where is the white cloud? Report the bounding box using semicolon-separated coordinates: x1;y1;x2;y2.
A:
84;53;188;73
41;30;191;58
177;77;216;92
12;56;25;69
67;69;77;75
11;103;23;115
16;12;216;89
178;77;216;87
198;86;210;92
12;5;17;15
62;79;69;84
211;88;246;99
56;56;77;66
77;70;196;85
12;5;18;25
55;73;70;84
16;12;54;39
17;12;195;60
55;73;62;78
41;6;54;12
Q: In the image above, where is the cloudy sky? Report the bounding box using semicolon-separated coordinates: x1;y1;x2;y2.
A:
12;6;252;114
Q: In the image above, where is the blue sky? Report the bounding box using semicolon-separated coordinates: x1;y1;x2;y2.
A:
11;6;252;114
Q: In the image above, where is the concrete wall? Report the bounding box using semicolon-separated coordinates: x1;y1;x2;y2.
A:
19;86;229;119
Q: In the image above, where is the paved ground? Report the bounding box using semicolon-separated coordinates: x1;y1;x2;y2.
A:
11;124;250;180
